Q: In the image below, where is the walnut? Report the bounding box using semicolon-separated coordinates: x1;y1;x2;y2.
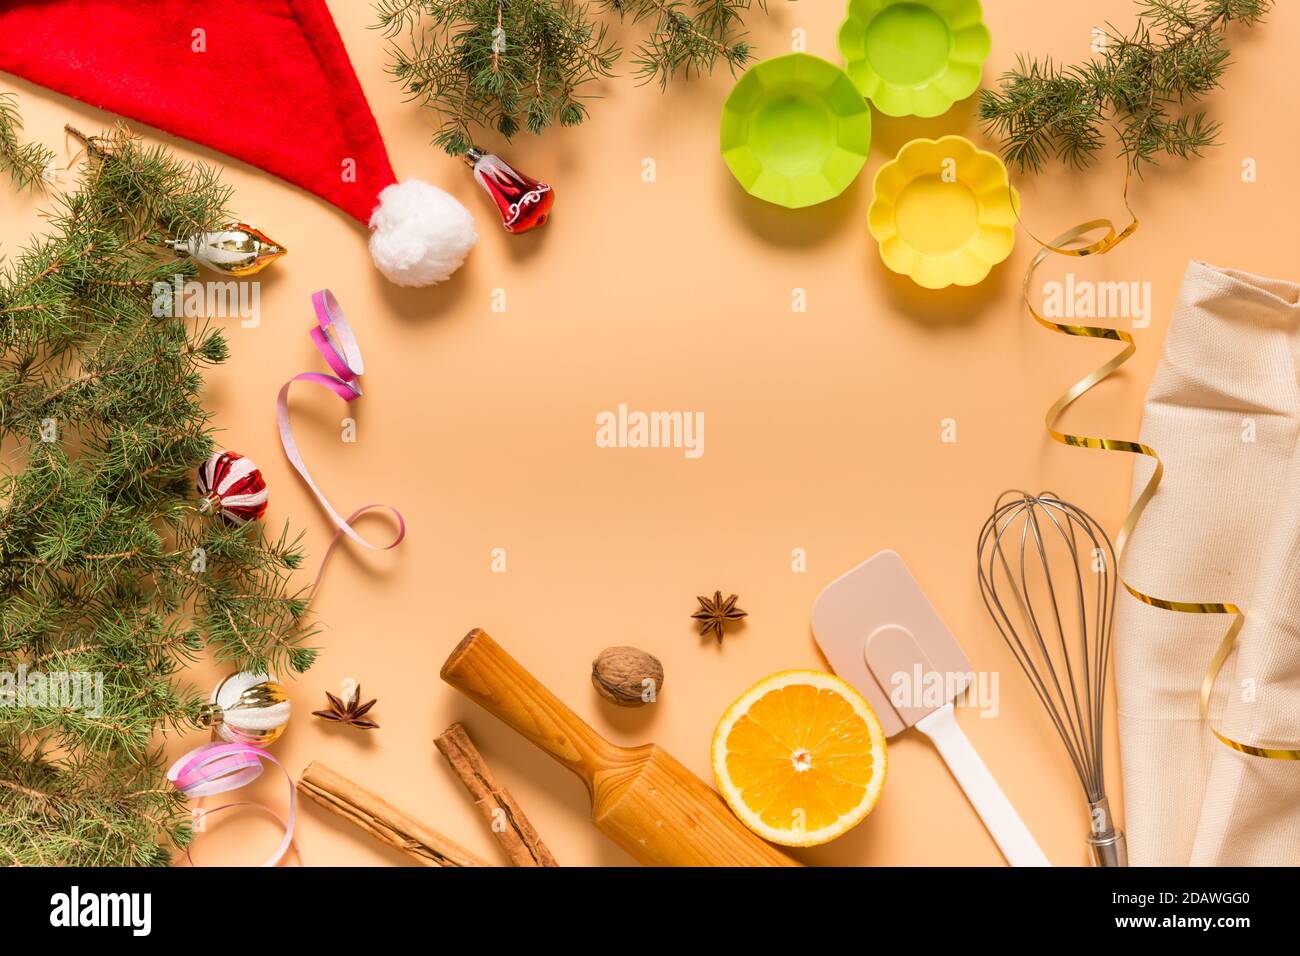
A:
591;646;664;707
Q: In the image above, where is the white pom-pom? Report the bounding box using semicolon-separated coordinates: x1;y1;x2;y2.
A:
368;179;478;286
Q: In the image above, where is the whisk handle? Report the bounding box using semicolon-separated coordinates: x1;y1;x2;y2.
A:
915;703;1052;867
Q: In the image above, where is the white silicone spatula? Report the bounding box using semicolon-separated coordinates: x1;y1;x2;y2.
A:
812;550;1050;867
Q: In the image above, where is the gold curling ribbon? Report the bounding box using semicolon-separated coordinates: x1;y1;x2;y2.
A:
1021;180;1300;761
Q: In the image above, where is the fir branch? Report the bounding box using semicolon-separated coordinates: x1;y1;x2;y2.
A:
979;0;1271;173
0;91;54;193
0;742;185;865
375;0;766;154
603;0;766;89
0;124;317;864
378;0;619;154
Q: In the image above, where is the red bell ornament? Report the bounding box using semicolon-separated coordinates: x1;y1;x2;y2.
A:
464;148;553;234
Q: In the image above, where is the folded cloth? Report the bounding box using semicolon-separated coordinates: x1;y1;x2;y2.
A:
1117;260;1300;866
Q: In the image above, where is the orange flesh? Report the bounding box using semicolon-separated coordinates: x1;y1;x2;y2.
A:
723;683;879;831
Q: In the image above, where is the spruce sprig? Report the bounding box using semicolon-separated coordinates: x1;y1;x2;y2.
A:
600;0;767;89
0;91;54;192
0;123;317;865
377;0;620;155
979;0;1272;174
375;0;767;155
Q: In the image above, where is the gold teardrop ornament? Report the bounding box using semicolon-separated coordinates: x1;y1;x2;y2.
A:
171;223;286;277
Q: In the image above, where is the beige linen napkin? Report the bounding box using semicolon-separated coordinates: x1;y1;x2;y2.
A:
1117;259;1300;866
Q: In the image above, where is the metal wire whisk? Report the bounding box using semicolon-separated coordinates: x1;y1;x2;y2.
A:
977;491;1127;866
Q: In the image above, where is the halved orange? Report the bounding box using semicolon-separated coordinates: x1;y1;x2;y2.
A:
711;670;887;847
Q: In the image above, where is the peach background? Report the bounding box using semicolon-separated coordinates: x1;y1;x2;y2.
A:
2;0;1295;867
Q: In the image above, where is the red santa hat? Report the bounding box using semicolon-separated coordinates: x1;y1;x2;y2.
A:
0;0;477;286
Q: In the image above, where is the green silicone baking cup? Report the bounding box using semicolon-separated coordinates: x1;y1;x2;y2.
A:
720;53;873;209
838;0;992;118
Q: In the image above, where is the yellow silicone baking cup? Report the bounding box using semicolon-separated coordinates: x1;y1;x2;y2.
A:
868;135;1018;289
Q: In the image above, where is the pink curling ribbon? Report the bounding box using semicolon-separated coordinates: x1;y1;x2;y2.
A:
277;290;405;600
167;742;297;867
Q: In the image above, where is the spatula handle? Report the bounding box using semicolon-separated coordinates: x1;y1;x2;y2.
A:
440;629;627;793
915;702;1051;867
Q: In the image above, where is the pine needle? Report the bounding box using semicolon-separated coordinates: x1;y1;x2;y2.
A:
374;0;767;154
979;0;1272;174
0;91;55;192
0;122;317;865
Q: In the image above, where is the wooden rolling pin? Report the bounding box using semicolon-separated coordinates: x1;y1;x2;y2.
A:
440;628;799;867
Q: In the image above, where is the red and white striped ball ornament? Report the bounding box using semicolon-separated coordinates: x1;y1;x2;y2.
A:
197;451;268;525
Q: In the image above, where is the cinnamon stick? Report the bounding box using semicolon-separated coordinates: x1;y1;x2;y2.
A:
435;722;559;867
297;761;489;867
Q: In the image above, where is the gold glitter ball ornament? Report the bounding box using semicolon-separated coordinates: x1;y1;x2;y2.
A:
197;671;291;746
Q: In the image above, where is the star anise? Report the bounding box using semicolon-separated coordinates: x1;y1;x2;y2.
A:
692;591;747;644
312;683;379;730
